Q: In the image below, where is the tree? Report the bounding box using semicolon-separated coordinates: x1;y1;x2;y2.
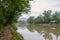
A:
43;10;52;23
0;0;31;40
27;16;35;24
53;11;60;23
0;0;31;26
34;15;44;24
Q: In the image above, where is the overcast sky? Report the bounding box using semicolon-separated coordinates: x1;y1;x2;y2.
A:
19;0;60;20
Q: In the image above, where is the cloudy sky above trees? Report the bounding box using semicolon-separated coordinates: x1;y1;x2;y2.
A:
19;0;60;20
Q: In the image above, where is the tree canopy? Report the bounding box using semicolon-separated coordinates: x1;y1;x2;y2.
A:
0;0;31;26
27;10;60;24
43;10;52;23
27;16;35;24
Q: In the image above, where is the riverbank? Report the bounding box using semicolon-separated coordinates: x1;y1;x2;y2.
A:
0;24;24;40
27;23;60;28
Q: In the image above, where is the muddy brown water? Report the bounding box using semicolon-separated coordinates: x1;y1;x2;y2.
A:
17;24;60;40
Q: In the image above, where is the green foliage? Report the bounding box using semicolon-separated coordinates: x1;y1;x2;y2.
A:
27;10;60;24
34;16;44;24
0;0;31;27
27;16;35;24
0;15;6;29
53;12;60;23
43;10;52;23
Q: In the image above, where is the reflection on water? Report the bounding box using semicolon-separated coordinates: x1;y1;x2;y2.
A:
17;24;60;40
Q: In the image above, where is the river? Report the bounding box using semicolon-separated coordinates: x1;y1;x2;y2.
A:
17;24;60;40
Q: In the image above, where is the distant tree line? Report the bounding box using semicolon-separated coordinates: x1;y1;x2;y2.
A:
27;10;60;24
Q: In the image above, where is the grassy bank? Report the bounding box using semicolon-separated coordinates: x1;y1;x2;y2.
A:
0;24;24;40
9;24;24;40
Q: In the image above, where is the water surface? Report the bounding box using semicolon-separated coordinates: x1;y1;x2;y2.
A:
17;24;60;40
